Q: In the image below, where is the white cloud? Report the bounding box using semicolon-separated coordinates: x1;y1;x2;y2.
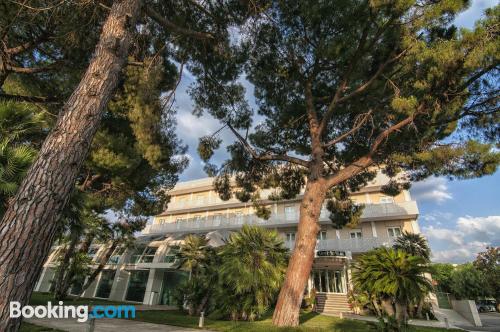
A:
420;211;453;222
411;178;453;204
422;215;500;263
457;215;500;242
423;225;464;246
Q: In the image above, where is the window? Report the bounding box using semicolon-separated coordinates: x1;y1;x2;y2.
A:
129;245;146;264
349;231;362;239
286;232;296;242
125;270;149;302
139;246;158;263
87;247;99;260
193;214;203;222
317;231;327;240
163;246;180;264
95;270;116;298
387;227;402;238
175;217;184;223
379;196;394;204
284;206;295;220
107;247;125;264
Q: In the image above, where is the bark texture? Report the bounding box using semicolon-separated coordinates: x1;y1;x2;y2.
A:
272;178;327;326
0;1;141;329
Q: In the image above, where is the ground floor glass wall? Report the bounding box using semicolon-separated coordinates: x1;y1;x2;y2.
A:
95;270;116;298
312;269;346;293
159;271;187;305
125;270;149;302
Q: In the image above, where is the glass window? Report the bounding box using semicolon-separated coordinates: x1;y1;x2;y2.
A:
139;246;157;263
69;276;85;296
350;231;362;239
129;245;146;264
87;247;99;259
388;227;401;238
286;232;295;242
125;270;149;302
380;196;394;204
163;246;180;264
284;206;295;220
107;247;125;264
234;211;243;223
95;270;116;298
317;231;327;240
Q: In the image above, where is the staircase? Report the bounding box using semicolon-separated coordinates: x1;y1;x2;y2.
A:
315;293;351;314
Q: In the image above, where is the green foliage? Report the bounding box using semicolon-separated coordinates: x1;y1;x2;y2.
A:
216;225;289;320
450;263;492;300
198;136;222;162
393;231;431;262
431;263;455;294
473;247;500;302
193;0;499;234
176;226;288;321
352;247;433;325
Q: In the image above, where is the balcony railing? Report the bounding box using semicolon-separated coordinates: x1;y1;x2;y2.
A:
285;237;395;253
143;201;418;235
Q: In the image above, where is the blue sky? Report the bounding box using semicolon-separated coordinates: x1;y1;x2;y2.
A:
171;0;499;264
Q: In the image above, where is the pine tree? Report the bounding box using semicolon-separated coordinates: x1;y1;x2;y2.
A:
195;1;499;326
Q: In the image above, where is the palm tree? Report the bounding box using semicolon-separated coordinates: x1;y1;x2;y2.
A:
179;234;212;280
393;231;431;261
217;225;289;321
352;247;432;327
0;139;36;215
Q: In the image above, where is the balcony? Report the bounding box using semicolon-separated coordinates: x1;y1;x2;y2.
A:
143;201;418;235
284;237;395;254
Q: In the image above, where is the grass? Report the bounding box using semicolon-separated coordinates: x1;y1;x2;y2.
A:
132;310;458;332
29;293;458;332
30;292;127;306
19;322;63;332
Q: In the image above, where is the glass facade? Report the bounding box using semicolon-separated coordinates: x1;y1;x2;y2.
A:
125;270;149;302
312;269;346;293
95;270;116;298
159;271;187;305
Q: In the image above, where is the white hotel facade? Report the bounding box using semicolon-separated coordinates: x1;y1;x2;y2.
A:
36;173;421;314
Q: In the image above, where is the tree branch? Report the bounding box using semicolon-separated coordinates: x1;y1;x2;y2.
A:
5;62;59;74
319;48;408;136
144;5;215;41
226;123;310;168
322;110;372;148
0;92;60;103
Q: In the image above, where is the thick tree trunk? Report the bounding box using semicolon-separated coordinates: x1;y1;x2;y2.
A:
77;241;118;298
53;235;80;301
0;1;141;330
272;178;327;326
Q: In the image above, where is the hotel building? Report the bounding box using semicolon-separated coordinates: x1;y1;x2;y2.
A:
36;172;420;314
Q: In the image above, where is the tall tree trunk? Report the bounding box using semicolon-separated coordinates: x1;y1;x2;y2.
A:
53;234;80;301
272;178;327;326
77;241;118;299
0;1;141;330
380;297;395;316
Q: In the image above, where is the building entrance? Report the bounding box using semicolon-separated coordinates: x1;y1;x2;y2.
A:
159;271;186;305
312;269;346;293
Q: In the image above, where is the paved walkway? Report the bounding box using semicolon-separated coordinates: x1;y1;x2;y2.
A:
342;313;456;329
26;318;210;332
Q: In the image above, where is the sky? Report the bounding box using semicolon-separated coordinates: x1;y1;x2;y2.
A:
169;0;499;264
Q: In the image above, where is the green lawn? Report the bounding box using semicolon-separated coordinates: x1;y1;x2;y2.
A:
30;292;127;306
20;322;63;332
132;310;458;332
29;293;456;332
